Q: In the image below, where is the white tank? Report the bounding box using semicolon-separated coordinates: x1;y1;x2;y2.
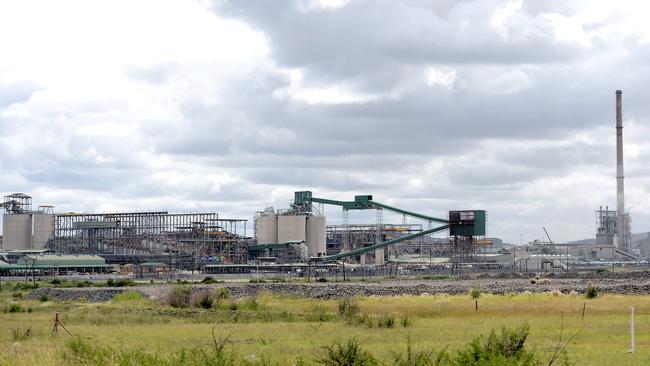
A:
2;214;32;250
32;213;54;249
278;215;306;244
306;216;326;257
256;214;278;244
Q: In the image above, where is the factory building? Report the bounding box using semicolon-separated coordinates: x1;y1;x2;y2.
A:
0;193;55;251
255;206;327;258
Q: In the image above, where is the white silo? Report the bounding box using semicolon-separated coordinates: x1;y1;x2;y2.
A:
256;213;278;244
278;215;306;243
2;214;33;250
306;215;326;257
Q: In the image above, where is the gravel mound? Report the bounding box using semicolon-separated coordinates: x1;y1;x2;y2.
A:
25;270;650;302
27;287;130;302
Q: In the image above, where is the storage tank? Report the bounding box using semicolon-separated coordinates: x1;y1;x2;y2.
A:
32;213;54;249
306;215;326;257
2;214;32;250
256;214;278;244
277;215;306;243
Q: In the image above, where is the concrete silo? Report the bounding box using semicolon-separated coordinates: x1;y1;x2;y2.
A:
256;213;278;244
2;214;32;250
277;215;306;243
306;215;326;257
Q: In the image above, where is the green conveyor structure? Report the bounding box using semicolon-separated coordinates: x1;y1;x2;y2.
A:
293;191;451;262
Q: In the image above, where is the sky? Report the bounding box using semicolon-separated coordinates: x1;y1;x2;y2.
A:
1;0;650;244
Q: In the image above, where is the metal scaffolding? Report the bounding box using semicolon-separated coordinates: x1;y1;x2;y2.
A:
51;211;248;265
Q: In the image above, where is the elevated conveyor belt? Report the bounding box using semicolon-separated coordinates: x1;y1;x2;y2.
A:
312;224;449;262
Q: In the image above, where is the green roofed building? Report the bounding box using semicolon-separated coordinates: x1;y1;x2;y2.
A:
0;254;112;275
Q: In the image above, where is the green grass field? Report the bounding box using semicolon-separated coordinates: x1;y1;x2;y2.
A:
0;283;648;365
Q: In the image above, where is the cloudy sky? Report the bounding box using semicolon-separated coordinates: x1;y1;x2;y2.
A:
1;0;650;243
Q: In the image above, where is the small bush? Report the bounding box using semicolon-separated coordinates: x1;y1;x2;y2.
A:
169;286;192;308
456;324;535;365
470;288;481;300
347;313;374;328
377;314;395;328
316;277;328;282
215;287;230;300
113;291;143;303
585;283;598;299
392;336;447;366
12;292;22;299
243;297;260;311
9;303;22;313
228;302;239;311
400;315;411;328
39;293;49;302
196;293;214;309
529;278;537;285
50;278;63;285
596;268;607;274
107;279;135;287
249;278;267;283
309;305;333;322
201;276;220;284
337;297;360;317
316;338;377;366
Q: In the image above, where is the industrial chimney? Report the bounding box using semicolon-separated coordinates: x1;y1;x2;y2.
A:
615;90;629;251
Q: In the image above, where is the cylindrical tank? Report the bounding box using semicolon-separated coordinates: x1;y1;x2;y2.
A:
277;215;306;244
256;214;278;244
32;213;54;249
306;216;326;257
2;214;33;250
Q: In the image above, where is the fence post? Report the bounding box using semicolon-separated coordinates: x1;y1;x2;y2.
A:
631;305;635;353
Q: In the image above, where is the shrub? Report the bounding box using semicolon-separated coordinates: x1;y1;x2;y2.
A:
249;278;267;283
215;287;230;300
113;290;143;303
9;303;22;313
50;278;62;285
12;292;22;299
456;324;534;365
316;338;377;366
529;278;537;285
243;297;260;311
39;293;49;302
347;313;374;328
108;279;135;287
201;276;220;284
316;277;328;283
400;315;412;328
309;305;333;322
228;302;239;311
377;314;395;328
196;293;214;309
337;297;360;317
585;283;598;299
169;286;192;308
470;288;481;300
392;336;447;366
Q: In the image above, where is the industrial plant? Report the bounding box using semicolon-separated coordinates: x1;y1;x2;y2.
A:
0;90;646;276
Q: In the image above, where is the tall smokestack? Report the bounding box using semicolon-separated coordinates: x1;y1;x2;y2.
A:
616;90;626;251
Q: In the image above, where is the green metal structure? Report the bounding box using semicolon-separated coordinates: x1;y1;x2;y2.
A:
293;191;465;262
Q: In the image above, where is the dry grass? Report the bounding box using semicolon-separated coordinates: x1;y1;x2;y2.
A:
1;291;649;365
